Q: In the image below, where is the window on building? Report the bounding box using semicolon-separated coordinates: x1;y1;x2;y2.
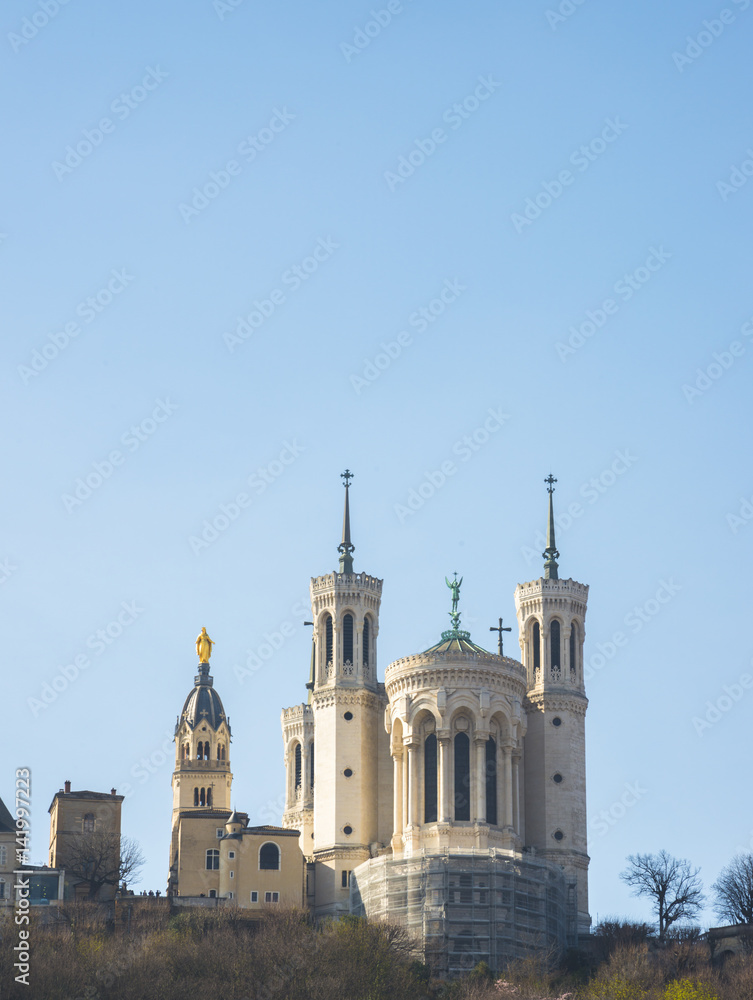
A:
0;845;7;865
199;788;206;807
206;849;220;870
259;842;280;870
195;789;200;807
217;743;226;761
264;891;279;903
230;871;234;879
343;613;354;664
424;733;438;823
83;813;95;833
324;614;333;665
251;891;258;902
228;851;235;859
486;737;497;825
550;620;561;676
569;623;578;676
309;742;315;789
454;732;471;821
208;889;216;897
206;788;212;807
294;743;302;791
227;891;234;899
532;621;541;674
216;827;224;838
341;870;352;888
0;879;5;899
362;616;370;668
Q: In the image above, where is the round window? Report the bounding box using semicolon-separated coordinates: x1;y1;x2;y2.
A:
343;825;353;836
552;717;562;727
553;773;563;783
344;768;353;778
553;830;564;841
344;712;353;721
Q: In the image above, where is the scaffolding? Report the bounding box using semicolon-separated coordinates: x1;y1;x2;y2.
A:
351;849;573;978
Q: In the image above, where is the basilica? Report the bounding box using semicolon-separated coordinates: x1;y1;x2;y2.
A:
169;473;591;975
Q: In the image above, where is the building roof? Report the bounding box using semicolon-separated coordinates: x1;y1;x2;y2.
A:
47;789;124;813
177;663;230;735
0;795;15;833
422;629;494;656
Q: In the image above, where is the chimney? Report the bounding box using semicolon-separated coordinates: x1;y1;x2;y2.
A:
110;788;116;795
64;780;71;794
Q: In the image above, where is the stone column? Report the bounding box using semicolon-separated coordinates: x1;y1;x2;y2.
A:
301;741;309;806
438;734;451;822
503;742;514;829
512;749;521;835
474;738;487;823
405;737;419;828
392;751;403;836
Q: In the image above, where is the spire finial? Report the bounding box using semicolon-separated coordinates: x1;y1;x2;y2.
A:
543;475;559;580
338;470;355;574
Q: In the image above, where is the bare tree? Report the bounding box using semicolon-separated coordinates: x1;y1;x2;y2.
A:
63;831;145;899
712;853;753;925
620;850;705;942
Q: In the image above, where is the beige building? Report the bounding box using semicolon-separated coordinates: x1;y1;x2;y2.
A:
48;783;124;901
281;474;591;970
0;796;15;908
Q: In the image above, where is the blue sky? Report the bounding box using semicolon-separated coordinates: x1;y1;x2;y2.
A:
3;0;752;929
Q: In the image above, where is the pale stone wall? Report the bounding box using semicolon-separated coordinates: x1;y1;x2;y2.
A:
218;828;303;908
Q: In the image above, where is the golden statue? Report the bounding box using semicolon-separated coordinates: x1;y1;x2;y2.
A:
195;627;215;663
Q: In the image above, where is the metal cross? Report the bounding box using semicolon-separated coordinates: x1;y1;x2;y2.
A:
545;474;557;494
489;617;512;656
341;469;354;488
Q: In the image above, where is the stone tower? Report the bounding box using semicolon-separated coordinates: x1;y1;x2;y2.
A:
281;471;392;916
514;477;590;934
168;633;233;896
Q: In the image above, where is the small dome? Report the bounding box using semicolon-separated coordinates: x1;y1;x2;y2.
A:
422;628;493;656
176;664;230;734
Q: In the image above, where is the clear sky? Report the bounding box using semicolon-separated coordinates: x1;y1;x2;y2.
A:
3;0;752;929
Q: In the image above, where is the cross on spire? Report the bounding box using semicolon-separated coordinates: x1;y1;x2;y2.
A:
338;470;355;574
489;617;512;656
543;474;560;580
545;474;557;494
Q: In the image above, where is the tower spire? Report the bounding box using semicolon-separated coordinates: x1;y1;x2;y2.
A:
543;474;559;580
338;469;355;574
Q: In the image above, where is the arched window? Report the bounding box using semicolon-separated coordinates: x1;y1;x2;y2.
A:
200;788;206;807
550;620;561;678
294;743;302;791
206;788;212;807
217;743;224;761
532;621;541;676
309;742;315;789
424;733;438;823
194;788;199;806
569;623;578;677
204;742;211;760
486;738;497;826
363;617;370;669
83;813;95;833
205;849;219;870
454;732;471;821
259;842;280;871
196;743;202;759
325;615;333;666
343;614;354;665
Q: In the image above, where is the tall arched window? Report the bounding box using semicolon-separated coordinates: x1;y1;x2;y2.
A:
424;733;438;823
486;738;497;825
206;788;212;807
259;842;280;870
194;788;199;806
550;620;561;678
325;615;333;666
294;743;302;791
532;621;541;676
454;732;471;821
204;741;211;760
570;623;578;677
309;742;315;789
343;614;354;665
362;617;370;669
83;813;95;833
200;788;206;807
